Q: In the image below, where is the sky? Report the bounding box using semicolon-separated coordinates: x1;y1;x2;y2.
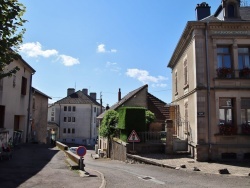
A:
18;0;220;107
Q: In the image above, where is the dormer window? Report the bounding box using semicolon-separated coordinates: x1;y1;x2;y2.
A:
228;4;235;18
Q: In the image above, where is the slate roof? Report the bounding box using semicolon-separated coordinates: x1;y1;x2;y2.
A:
97;84;169;121
55;90;101;105
147;93;169;121
32;87;51;99
97;84;148;119
202;6;250;22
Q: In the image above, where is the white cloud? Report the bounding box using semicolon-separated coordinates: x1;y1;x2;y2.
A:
19;42;80;67
126;69;167;87
97;43;117;53
59;55;80;66
20;42;58;58
106;61;121;72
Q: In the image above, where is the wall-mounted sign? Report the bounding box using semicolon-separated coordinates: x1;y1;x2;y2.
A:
197;112;205;117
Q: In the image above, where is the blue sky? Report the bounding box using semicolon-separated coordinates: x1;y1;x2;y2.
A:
18;0;219;107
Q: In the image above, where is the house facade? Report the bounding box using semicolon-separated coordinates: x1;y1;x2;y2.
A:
97;84;169;152
0;57;35;144
167;0;250;161
30;87;51;144
50;88;102;146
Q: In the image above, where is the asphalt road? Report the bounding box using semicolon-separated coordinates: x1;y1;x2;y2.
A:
0;143;102;188
85;151;250;188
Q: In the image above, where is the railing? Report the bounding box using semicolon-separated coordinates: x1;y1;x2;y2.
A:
137;131;166;143
216;68;250;79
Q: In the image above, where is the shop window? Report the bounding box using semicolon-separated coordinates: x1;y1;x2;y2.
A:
241;98;250;135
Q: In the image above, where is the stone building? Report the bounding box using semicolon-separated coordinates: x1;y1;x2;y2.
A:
167;0;250;161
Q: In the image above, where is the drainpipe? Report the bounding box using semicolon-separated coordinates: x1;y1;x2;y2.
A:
59;104;61;140
26;73;33;143
90;104;93;144
205;22;211;159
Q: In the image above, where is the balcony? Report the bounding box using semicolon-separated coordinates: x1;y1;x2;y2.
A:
216;67;250;79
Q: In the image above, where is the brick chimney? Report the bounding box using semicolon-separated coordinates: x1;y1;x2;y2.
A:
90;92;97;100
118;88;121;102
196;2;211;21
67;88;75;96
82;88;88;95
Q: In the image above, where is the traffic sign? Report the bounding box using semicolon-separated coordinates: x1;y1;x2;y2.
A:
128;130;140;142
76;146;87;157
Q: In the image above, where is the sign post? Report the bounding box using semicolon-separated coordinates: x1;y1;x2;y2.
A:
127;130;140;152
77;146;87;171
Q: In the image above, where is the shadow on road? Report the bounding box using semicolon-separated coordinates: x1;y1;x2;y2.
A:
0;143;58;188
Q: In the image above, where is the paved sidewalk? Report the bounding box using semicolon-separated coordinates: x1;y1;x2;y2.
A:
128;153;250;177
0;143;103;188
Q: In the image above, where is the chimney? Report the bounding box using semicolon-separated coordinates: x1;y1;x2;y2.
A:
82;88;88;95
118;88;121;102
106;104;110;110
67;88;75;96
90;92;97;100
196;2;211;21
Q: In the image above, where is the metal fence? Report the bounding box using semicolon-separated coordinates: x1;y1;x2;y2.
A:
137;131;166;143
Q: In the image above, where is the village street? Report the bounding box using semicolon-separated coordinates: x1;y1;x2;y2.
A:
1;143;250;188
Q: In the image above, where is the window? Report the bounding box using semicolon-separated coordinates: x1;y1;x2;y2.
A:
0;105;5;128
64;106;67;111
217;47;232;68
94;107;96;113
21;77;27;95
72;128;75;134
175;72;178;95
68;117;71;122
52;108;54;111
184;102;188;132
72;117;75;122
68;128;71;133
219;98;234;125
63;128;66;133
184;59;188;87
241;98;250;125
73;106;76;111
238;48;250;69
64;117;67;122
228;4;235;18
51;112;54;116
68;106;71;111
51;117;54;122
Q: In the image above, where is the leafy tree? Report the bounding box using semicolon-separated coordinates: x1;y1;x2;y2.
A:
0;0;27;79
99;110;119;138
145;110;155;125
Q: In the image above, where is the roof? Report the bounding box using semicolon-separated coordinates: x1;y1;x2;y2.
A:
167;5;250;68
147;93;169;121
32;87;52;99
97;84;148;119
55;90;101;105
20;56;36;73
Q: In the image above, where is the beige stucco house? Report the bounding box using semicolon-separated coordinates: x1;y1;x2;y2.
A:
167;0;250;161
97;84;169;153
30;87;51;144
0;57;35;144
50;88;102;146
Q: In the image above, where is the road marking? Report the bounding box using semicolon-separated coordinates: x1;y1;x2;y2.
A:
138;176;165;185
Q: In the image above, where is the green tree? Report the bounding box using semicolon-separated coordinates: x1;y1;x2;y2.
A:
0;0;27;79
99;110;119;138
145;110;155;125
